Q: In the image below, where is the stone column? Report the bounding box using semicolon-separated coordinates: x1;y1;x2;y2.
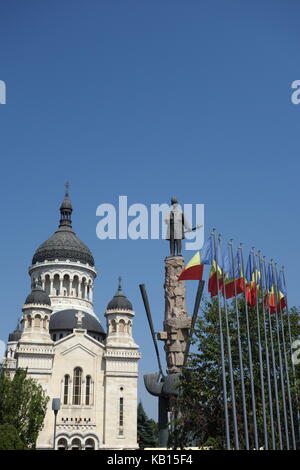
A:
158;256;191;374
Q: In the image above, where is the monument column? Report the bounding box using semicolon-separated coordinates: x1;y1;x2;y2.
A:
158;256;191;374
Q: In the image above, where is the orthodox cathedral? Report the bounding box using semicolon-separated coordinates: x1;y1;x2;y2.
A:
4;189;141;450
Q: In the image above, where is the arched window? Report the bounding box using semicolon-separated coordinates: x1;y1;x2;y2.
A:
34;315;41;328
26;315;32;328
53;274;60;296
45;275;51;295
57;438;68;450
63;274;70;296
119;320;125;333
73;368;82;405
72;276;79;297
85;375;91;405
71;438;81;450
63;375;70;405
85;438;95;450
111;320;116;333
81;278;86;299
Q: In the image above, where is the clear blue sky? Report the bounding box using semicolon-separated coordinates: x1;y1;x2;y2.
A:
0;0;300;420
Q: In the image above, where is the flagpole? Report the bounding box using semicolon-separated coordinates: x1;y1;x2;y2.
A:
212;229;230;450
252;248;268;450
263;258;283;450
271;261;289;449
257;252;276;449
229;240;249;450
219;235;239;450
275;263;296;449
239;244;258;450
282;265;300;444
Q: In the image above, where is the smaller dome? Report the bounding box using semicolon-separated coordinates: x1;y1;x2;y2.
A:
8;326;22;342
49;309;106;341
107;277;133;311
25;281;51;306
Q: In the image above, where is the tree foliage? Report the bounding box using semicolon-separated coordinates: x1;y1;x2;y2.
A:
0;367;49;449
137;401;158;448
0;424;26;450
169;297;300;449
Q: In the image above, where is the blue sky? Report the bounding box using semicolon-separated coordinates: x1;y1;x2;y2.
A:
0;0;300;420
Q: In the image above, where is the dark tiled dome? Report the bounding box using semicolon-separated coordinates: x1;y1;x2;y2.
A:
8;326;22;342
49;309;106;340
107;278;133;311
25;283;51;306
32;230;94;266
32;188;94;267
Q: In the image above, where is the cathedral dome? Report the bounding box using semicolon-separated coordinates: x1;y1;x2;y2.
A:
25;282;51;306
107;277;133;311
32;230;94;266
32;186;95;267
49;309;106;340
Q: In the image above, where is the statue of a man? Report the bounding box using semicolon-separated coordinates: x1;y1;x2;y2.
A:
165;197;190;257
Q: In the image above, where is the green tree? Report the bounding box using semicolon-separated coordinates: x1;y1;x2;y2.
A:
169;297;300;449
0;367;49;449
0;424;26;450
137;401;158;448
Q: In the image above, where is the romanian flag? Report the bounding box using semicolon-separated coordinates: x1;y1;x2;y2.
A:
222;248;245;299
245;252;260;307
208;239;223;297
266;264;276;314
178;251;204;280
278;269;287;311
178;236;212;281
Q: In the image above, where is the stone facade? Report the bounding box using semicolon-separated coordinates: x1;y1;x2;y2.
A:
4;193;141;450
158;256;191;374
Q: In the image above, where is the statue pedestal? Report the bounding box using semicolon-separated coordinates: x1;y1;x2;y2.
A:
157;256;191;374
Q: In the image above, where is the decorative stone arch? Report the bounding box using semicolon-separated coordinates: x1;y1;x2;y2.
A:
62;273;70;296
81;277;87;299
53;273;60;296
118;319;126;333
110;319;117;333
44;274;51;295
34;314;41;328
57;437;68;450
71;275;80;297
43;315;49;329
26;314;32;328
84;435;99;450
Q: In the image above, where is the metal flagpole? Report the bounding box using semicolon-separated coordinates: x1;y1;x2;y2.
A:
252;248;268;450
274;263;296;449
212;229;230;450
263;257;283;449
281;265;300;444
219;235;239;450
229;240;249;450
257;252;276;449
271;261;289;449
239;244;258;450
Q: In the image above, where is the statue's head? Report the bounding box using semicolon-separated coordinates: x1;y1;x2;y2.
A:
171;197;178;205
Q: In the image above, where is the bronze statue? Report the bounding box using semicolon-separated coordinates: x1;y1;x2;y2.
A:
165;197;190;257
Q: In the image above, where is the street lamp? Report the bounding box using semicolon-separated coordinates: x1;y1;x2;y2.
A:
52;398;61;450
